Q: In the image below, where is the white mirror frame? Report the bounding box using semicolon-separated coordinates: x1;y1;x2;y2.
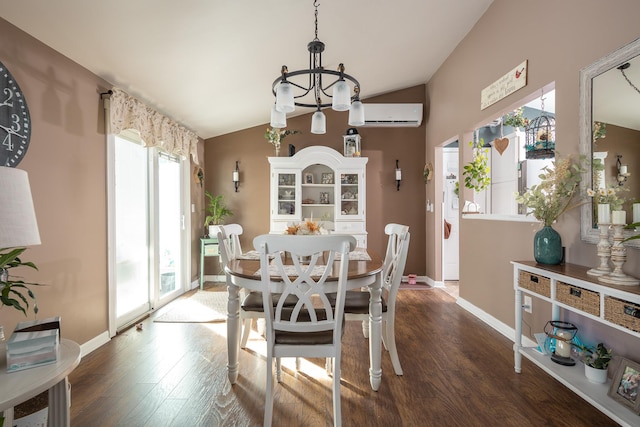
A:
580;37;640;247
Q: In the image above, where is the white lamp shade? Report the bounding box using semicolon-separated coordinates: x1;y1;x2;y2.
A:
275;82;295;113
270;104;286;128
0;167;41;248
332;80;351;111
348;100;365;126
311;110;326;134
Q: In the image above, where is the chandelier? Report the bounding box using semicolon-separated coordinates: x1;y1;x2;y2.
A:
270;0;364;134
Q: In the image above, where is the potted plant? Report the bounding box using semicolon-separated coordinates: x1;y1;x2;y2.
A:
264;127;300;156
0;247;40;317
204;191;233;237
462;138;491;193
503;107;530;130
580;343;613;384
514;153;585;265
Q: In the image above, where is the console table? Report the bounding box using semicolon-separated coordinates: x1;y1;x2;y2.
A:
513;261;640;427
0;338;81;427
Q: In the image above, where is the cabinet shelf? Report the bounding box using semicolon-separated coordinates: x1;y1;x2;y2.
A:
302;203;334;207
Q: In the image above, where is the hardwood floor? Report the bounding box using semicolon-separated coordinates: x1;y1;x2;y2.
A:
68;285;618;426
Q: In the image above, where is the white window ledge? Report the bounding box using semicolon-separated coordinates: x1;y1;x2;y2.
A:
461;213;540;223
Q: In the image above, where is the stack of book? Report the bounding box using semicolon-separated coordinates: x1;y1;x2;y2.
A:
6;316;61;373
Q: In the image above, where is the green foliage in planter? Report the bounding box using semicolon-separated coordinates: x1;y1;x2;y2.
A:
204;191;233;227
580;343;612;369
0;247;40;316
462;138;491;192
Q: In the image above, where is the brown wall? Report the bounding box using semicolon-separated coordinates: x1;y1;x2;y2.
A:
425;0;640;355
202;86;427;277
0;18;111;342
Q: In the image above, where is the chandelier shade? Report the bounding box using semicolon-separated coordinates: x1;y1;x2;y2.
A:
270;1;362;134
270;104;286;128
311;110;326;134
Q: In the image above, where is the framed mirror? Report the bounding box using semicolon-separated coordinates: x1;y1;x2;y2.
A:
580;38;640;247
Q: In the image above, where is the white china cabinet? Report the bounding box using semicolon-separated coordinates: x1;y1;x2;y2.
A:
269;146;368;247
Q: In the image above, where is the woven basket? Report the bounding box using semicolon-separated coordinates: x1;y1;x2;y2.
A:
518;271;551;297
605;296;640;333
556;281;600;316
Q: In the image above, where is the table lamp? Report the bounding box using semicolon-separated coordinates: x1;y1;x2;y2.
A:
0;167;41;249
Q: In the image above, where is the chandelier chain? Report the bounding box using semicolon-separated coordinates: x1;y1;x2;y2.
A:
314;0;319;41
620;68;640;96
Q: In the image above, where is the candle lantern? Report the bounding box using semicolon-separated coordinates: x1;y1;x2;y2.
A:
544;321;577;366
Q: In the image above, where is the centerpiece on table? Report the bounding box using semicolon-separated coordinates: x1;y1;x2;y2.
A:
285;219;328;236
515;153;585;265
264;127;300;157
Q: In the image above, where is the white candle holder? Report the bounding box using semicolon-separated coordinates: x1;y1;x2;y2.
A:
598;223;640;286
587;223;611;276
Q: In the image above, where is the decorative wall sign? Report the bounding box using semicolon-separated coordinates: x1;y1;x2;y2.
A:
480;60;528;110
0;60;31;167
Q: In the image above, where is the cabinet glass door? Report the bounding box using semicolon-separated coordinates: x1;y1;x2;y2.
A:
275;171;297;218
339;172;362;219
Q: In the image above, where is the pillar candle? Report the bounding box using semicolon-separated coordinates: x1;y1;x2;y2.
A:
634;203;640;224
395;169;402;180
620;164;628;175
612;210;626;225
597;203;610;224
555;331;572;358
232;171;239;182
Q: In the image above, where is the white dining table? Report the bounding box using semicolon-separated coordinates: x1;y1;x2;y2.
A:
224;250;384;391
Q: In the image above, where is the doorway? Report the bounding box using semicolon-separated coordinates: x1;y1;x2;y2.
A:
442;143;459;281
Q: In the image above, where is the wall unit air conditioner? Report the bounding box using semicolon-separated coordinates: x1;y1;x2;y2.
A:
362;103;423;127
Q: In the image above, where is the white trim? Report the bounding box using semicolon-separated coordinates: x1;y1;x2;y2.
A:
80;330;110;357
456;297;537;348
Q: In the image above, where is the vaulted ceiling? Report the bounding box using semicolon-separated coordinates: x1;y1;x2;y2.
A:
0;0;494;138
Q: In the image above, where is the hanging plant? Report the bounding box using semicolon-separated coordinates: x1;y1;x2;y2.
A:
462;138;491;192
503;107;530;128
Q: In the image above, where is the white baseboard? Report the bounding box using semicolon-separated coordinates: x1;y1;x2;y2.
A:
80;330;110;357
204;274;225;283
456;297;537;348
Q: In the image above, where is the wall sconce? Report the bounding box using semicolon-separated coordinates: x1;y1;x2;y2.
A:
233;161;239;192
617;155;630;186
395;159;402;191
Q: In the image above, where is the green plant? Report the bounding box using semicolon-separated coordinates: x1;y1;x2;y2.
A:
264;127;300;150
623;222;640;243
581;343;613;369
204;191;233;227
503;107;530;128
1;247;40;316
462;138;491;192
515;153;586;226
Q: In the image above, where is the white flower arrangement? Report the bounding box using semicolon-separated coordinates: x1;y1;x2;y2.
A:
285;220;328;235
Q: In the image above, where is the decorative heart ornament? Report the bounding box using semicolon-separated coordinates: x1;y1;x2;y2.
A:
494;137;509;155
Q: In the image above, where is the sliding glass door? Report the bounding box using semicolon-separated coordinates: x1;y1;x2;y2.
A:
110;135;187;332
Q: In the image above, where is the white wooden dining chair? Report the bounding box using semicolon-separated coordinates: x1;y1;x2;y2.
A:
218;228;297;349
217;228;255;349
221;223;243;258
254;234;356;427
342;223;410;376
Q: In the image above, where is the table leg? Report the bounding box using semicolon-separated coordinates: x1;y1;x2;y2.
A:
48;377;70;427
369;274;383;391
227;280;241;384
514;288;522;373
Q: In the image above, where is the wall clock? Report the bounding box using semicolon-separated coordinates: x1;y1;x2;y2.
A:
0;60;31;167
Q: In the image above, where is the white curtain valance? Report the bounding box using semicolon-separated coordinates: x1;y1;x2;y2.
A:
108;88;200;165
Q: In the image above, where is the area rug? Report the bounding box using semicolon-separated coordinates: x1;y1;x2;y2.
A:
154;291;228;323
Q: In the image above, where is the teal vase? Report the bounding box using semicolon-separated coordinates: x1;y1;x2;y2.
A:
534;226;563;265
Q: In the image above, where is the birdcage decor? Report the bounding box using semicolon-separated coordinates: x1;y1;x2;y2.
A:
525;114;555;159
